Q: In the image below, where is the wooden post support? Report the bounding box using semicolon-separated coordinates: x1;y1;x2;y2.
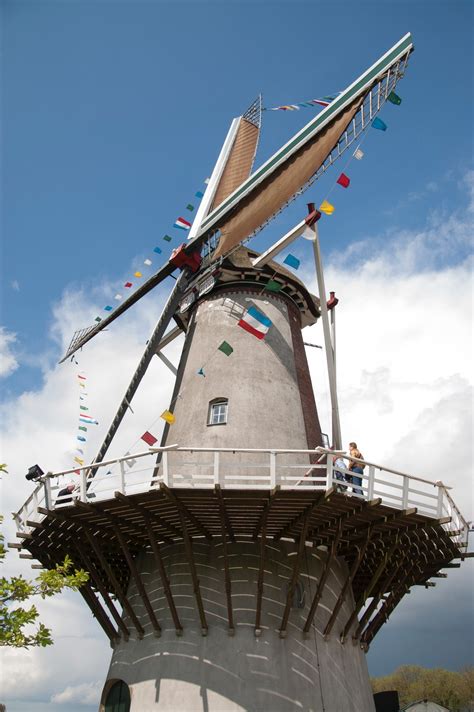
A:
160;482;213;541
215;485;234;633
303;517;343;634
279;511;311;637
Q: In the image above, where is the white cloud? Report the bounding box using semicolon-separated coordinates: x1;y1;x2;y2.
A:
51;681;102;705
11;280;20;292
0;326;19;378
1;172;472;705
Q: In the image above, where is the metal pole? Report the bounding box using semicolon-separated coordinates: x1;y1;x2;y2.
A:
311;225;342;449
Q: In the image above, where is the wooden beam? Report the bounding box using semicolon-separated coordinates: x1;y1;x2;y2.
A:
253;486;280;540
80;583;119;643
176;504;208;634
274;493;321;542
303;517;343;634
215;485;235;542
112;523;162;637
279;510;311;637
74;541;130;640
160;483;213;541
323;526;372;639
142;516;183;635
215;486;234;633
82;526;145;639
114;491;179;544
308;497;375;542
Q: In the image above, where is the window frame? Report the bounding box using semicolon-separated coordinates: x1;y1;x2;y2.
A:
208;398;229;426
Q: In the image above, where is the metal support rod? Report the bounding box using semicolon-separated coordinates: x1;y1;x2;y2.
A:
311;225;342;449
83;527;145;638
215;485;234;632
279;511;311;637
112;523;161;637
303;517;343;633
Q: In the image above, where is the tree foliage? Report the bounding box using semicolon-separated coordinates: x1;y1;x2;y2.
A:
371;664;474;711
0;510;89;648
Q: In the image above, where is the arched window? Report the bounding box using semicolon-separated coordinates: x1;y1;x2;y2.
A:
104;680;131;712
208;398;229;425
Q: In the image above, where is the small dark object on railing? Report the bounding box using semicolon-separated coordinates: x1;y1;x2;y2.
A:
26;464;44;482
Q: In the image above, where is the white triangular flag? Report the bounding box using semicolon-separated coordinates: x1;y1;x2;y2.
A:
301;224;316;241
114;294;122;301
124;451;137;468
353;148;364;160
144;258;152;266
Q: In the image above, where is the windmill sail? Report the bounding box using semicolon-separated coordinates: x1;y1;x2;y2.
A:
188;32;413;259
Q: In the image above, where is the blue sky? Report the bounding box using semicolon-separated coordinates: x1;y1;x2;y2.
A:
1;1;473;710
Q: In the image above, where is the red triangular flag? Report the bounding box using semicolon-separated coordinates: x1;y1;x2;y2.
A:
124;282;133;288
337;173;350;188
141;431;157;446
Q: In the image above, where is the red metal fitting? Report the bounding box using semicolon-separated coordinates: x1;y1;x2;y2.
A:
327;291;339;310
306;203;322;226
170;244;202;273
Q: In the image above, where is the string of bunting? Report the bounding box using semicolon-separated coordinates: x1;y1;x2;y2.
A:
94;180;210;322
264;93;341;111
72;371;99;473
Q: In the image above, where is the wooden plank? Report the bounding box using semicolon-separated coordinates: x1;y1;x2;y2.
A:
80;583;119;643
279;510;311;637
253;486;280;540
160;483;213;541
215;486;234;633
215;485;235;543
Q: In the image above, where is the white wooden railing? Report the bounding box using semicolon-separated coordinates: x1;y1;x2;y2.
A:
13;446;470;550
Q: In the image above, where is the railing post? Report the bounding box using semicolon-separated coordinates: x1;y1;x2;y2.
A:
367;465;375;500
162;451;169;486
401;476;409;509
436;485;444;518
44;476;53;510
80;469;88;501
270;451;277;488
213;451;220;486
326;457;333;490
118;461;126;495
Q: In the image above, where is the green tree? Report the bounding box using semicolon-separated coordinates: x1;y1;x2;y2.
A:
1;504;89;647
372;664;473;711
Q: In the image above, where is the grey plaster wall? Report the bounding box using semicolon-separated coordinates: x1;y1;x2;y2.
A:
104;539;375;712
160;288;322;486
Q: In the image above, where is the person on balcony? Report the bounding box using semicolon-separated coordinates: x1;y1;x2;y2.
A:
333;455;348;492
56;483;76;505
348;442;364;496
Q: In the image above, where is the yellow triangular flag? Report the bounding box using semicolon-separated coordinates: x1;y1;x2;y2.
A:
74;456;84;465
134;271;142;278
160;410;175;424
319;200;335;215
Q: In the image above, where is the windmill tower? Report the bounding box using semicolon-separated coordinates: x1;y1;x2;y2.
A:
11;33;472;712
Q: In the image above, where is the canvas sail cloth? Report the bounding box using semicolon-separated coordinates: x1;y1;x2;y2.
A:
212;96;362;260
210;116;260;211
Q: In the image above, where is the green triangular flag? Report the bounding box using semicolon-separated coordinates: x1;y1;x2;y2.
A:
95;317;102;322
265;279;282;293
387;91;402;105
186;203;194;211
78;426;88;432
218;341;233;356
163;235;172;242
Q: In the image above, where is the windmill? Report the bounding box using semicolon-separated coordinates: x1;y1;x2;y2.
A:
11;32;472;712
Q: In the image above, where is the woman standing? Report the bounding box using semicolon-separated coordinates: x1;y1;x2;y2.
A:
348;442;364;496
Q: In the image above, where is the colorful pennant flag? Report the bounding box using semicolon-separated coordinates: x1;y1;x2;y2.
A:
238;306;272;340
195;190;204;199
218;341;234;356
74;456;84;465
153;247;162;254
174;217;192;230
160;411;175;425
320;200;335;215
79;417;98;425
134;271;142;278
124;452;137;468
78;426;87;432
283;254;300;270
301;225;316;240
265;94;340;112
95;317;102;322
372;117;387;131
78;375;86;380
104;305;113;311
114;294;122;301
144;258;152;266
163;235;172;242
186;204;194;211
80;406;88;411
265;280;283;293
337;173;350;188
353;148;364;160
141;431;158;446
77;436;86;442
387;91;402;105
124;282;133;288
204;178;210;184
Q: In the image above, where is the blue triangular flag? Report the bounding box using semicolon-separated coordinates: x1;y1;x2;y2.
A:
195;190;204;199
197;368;205;377
372;117;387;131
283;254;300;270
153;246;162;254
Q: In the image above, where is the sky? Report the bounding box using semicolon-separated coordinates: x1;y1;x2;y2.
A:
1;0;473;710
